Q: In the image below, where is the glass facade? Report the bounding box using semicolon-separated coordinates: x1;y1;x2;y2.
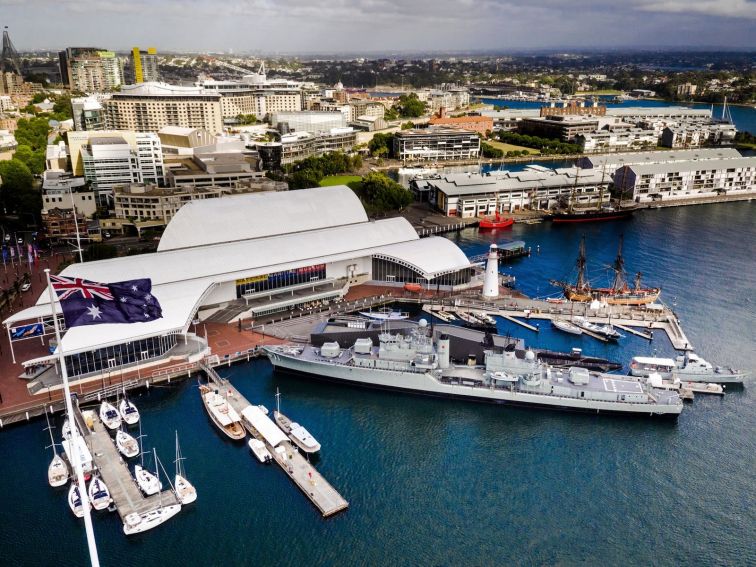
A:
371;257;472;287
64;333;179;378
235;264;326;297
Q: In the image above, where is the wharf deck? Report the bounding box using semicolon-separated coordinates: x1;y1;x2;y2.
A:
79;407;179;522
202;365;348;517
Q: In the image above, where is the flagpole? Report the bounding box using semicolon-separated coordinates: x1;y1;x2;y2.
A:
45;268;101;567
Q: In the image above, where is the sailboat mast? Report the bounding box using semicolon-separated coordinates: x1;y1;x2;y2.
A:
611;235;626;290
45;408;57;456
275;388;281;415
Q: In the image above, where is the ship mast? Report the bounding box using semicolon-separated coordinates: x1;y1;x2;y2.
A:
575;235;587;290
634;271;643;291
611;235;626;291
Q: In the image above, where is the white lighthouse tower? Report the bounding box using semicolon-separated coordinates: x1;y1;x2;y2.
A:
482;244;499;298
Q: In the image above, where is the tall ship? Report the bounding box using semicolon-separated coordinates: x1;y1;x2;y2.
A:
549;167;635;223
550;236;661;305
263;322;682;417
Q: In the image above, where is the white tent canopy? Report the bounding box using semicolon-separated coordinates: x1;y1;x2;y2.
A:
241;405;288;448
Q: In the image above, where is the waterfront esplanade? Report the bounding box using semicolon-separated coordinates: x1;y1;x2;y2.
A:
4;185;473;388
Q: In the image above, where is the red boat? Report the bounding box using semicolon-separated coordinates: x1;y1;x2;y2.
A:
479;212;514;229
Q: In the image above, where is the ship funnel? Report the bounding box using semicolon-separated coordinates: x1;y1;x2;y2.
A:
437;334;450;369
482;244;499;298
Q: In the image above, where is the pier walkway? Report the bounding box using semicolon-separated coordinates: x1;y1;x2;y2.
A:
202;364;348;517
76;406;179;523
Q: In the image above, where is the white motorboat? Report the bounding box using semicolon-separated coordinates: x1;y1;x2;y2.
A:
358;308;409;321
135;464;162;496
68;482;88;518
174;433;197;505
45;411;69;488
552;319;583;336
119;397;140;425
88;476;112;511
273;389;321;454
116;429;140;459
99;401;122;430
572;316;622;341
248;438;272;463
123;504;182;535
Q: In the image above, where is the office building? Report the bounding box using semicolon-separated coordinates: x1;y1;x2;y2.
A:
130;47;159;83
165;150;260;188
393;128;480;162
519;115;599;142
576;148;743;173
275;128;358;164
272;111;347;133
103;83;224;134
429;110;494;135
41;172;97;217
59;48;124;92
613;157;756;203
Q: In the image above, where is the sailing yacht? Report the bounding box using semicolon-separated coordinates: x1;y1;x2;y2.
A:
99;400;122;430
87;476;112;511
116;429;140;459
173;432;197;505
45;411;69;488
119;396;140;425
123;449;182;535
135;463;162;496
68;482;88;518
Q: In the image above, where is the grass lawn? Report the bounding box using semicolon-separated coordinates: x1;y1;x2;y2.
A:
485;139;540;155
575;89;623;95
319;175;362;187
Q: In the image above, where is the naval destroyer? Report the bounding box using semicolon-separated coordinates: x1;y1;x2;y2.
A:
264;321;683;417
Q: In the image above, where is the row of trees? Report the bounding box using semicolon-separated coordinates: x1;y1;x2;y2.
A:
480;141;504;159
12;116;51;175
497;131;580;155
285;151;363;189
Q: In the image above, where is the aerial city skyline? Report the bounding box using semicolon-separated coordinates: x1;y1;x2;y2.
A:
6;0;756;52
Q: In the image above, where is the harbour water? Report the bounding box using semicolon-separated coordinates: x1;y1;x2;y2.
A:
1;202;754;565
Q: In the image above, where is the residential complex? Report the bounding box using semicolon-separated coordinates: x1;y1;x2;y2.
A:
614;157;756;203
273;128;358;164
271;111;347;133
71;96;106;131
130;47;159;83
58;47;124;92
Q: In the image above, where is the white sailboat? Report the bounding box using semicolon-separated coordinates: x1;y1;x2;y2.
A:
116;429;140;459
119;395;140;425
61;419;71;441
68;482;89;518
123;449;182;535
99;400;122;430
45;410;69;488
134;427;161;495
87;476;112;511
173;432;197;505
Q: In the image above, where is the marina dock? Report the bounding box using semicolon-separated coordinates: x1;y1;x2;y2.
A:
74;406;179;523
201;363;348;517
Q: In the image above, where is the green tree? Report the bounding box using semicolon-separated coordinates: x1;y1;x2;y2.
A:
236;114;257;125
368;132;395;157
395;93;427;118
288;169;323;190
480;142;504;158
401;121;415;130
356;172;413;212
0;159;34;194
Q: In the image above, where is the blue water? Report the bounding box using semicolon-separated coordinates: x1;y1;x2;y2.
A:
1;202;754;565
478;97;756;135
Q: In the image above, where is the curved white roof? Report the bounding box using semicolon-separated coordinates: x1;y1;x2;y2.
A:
158;186;369;251
376;237;473;278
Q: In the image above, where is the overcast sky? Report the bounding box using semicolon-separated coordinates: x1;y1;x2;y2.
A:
5;0;756;53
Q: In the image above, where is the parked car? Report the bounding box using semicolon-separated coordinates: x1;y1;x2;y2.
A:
21;282;31;292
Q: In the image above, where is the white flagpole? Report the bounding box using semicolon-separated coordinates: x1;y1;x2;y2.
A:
44;268;101;567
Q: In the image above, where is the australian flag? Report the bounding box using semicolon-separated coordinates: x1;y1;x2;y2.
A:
51;275;163;328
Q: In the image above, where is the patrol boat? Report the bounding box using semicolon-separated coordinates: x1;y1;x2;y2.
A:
264;321;682;417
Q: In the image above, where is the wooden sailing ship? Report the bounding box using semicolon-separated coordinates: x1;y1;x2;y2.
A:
550;236;661;305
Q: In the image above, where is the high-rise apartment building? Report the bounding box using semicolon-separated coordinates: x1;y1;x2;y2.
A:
130;47;159;83
59;48;124;92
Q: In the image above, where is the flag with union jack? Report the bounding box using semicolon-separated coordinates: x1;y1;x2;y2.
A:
51;275;163;328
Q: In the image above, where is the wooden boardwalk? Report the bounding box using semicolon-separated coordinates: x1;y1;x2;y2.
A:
78;407;179;522
202;365;348;517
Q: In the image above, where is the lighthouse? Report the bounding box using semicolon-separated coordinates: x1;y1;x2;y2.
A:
482;244;499;298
